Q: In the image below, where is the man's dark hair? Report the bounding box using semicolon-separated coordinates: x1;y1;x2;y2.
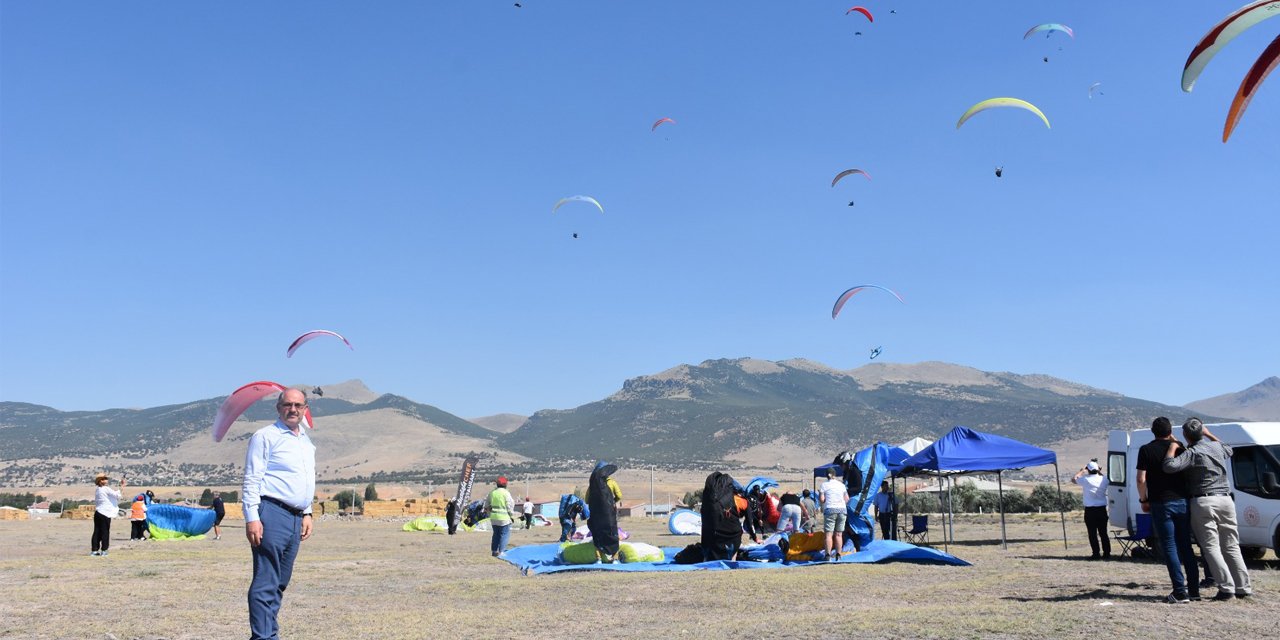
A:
1151;416;1173;438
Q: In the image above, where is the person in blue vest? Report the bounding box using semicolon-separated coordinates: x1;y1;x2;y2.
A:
558;493;589;542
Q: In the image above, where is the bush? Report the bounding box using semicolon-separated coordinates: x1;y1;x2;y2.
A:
364;483;378;501
334;490;364;510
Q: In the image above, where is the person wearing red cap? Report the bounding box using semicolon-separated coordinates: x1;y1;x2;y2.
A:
486;476;515;557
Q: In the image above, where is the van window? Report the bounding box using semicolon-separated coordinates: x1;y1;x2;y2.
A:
1231;445;1280;500
1107;452;1125;485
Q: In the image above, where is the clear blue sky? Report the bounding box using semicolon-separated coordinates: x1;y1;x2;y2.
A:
2;2;1277;417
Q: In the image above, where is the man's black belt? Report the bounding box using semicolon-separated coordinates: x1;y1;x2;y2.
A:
1190;492;1230;498
262;495;305;516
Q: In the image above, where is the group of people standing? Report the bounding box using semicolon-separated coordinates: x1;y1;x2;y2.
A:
90;474;164;554
1137;416;1253;603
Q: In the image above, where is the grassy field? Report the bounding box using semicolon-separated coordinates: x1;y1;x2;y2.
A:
1;513;1276;640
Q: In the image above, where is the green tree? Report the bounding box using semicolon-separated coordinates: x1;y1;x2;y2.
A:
1029;484;1080;512
221;490;239;503
334;490;364;510
199;488;214;506
681;490;703;510
364;483;378;501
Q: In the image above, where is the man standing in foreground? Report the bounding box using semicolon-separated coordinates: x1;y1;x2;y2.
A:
1163;418;1252;600
1137;416;1199;603
243;388;316;640
1073;460;1110;559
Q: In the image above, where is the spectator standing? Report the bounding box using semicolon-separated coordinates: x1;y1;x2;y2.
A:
1073;460;1111;559
486;477;515;556
129;495;148;541
91;473;125;556
800;489;820;532
1137;416;1199;603
242;388;317;640
522;497;535;530
1163;419;1253;600
873;481;897;541
819;469;849;560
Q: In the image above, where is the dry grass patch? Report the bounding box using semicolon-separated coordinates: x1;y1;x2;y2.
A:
1;514;1276;639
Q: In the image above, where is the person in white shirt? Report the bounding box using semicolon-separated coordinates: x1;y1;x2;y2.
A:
819;469;850;561
243;388;316;640
91;472;125;556
1073;460;1111;559
522;497;535;529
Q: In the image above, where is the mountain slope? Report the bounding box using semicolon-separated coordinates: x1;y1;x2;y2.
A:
498;358;1211;465
1186;376;1280;421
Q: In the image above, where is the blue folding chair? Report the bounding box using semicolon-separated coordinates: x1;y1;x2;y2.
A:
1113;513;1153;558
900;515;929;544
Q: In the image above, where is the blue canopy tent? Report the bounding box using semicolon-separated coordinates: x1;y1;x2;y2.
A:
896;426;1068;550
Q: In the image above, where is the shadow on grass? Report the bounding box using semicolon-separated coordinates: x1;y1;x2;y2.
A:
1002;586;1157;603
939;537;1044;546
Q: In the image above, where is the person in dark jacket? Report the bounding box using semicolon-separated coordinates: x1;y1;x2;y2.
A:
701;471;742;561
445;498;458;535
586;461;621;562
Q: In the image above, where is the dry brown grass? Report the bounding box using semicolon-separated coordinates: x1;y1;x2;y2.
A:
1;513;1276;639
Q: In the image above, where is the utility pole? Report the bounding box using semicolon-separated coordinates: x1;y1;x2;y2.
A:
650;469;655;518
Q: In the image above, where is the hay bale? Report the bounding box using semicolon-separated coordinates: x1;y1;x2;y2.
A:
0;506;29;521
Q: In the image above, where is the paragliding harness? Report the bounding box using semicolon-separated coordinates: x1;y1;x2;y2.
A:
700;471;742;562
836;449;875;551
463;500;486;527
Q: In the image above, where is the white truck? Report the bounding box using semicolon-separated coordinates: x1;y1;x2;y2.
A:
1107;422;1280;559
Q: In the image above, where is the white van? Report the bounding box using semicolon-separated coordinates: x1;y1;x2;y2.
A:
1106;422;1280;559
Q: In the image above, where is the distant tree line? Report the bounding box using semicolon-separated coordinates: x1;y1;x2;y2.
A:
900;483;1082;514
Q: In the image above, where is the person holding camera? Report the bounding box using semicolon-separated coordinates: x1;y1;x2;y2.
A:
1162;418;1253;600
1072;459;1110;559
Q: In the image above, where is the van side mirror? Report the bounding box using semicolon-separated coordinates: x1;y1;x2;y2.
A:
1263;472;1280;495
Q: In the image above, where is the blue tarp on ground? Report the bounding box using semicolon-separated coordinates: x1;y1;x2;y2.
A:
895;426;1056;474
500;540;970;575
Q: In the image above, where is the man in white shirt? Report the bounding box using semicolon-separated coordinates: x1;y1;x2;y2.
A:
1073;460;1110;559
243;388;316;640
819;469;850;561
522;497;535;529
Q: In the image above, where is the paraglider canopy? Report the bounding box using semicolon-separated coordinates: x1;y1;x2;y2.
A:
286;330;353;358
1023;23;1074;39
552;195;605;215
831;168;872;187
651;117;675;131
211;381;314;443
845;6;873;22
1182;0;1280;92
956;98;1051;129
831;284;906;319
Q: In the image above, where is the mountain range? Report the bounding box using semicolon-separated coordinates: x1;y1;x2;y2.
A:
2;360;1272;486
1186;376;1280;422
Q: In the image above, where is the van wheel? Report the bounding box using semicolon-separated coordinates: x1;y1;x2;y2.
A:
1241;546;1265;561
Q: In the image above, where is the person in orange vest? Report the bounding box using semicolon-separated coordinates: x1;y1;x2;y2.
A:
129;495;148;541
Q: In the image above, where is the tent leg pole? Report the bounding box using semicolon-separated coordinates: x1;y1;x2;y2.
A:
998;470;1007;550
1055;462;1068;550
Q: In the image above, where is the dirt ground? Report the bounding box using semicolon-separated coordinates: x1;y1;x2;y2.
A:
1;513;1276;640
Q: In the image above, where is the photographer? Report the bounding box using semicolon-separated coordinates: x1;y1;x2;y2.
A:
1073;459;1110;559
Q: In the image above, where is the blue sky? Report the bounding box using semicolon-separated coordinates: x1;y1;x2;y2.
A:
2;2;1277;417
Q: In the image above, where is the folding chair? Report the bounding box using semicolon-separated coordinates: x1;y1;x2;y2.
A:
1112;513;1153;558
900;515;929;544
